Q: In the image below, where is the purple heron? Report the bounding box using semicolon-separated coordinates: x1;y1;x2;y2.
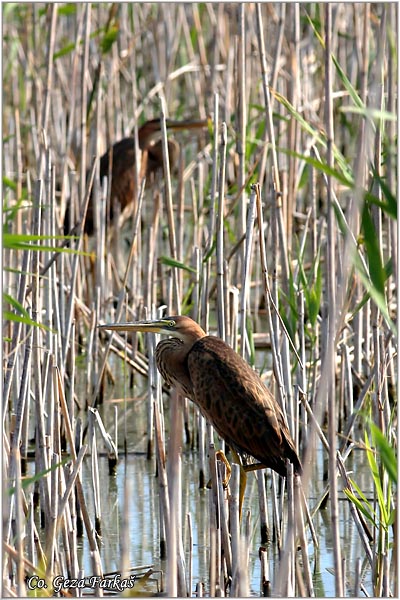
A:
100;315;302;485
85;118;208;233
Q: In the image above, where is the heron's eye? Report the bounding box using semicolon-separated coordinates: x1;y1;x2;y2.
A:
167;319;176;328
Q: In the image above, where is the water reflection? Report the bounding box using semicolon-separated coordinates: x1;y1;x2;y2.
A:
70;370;381;597
78;442;375;597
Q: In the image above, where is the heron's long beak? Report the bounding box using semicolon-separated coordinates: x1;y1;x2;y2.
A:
98;319;172;334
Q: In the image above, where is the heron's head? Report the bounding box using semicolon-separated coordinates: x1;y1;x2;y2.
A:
138;118;210;150
99;315;206;343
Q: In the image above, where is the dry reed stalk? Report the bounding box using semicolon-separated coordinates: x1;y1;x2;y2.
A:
44;453;59;580
12;448;26;596
254;183;299;429
186;512;193;596
216;460;232;585
26;494;35;570
159;95;181;313
88;410;102;535
3;244;31;423
216;122;227;340
205;93;219;256
259;545;270;597
255;3;281;195
57;367;102;570
79;5;91;208
153;389;170;562
91;178;146;408
8;328;32;479
239;187;257;359
207;444;219;597
30;179;52;530
61;158;97;369
229;463;240;595
229;462;249;597
237;3;247;247
256;470;269;544
39;5;57;137
275;464;295;596
166;389;187;596
323;6;343;596
57;446;87;533
120;470;132;582
270;473;281;551
294;477;314;596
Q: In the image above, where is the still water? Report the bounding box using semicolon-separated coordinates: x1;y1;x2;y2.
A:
76;397;375;597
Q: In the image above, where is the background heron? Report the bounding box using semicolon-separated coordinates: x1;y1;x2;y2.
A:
84;118;208;233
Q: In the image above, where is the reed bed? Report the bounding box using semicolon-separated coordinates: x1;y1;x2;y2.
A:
3;3;397;597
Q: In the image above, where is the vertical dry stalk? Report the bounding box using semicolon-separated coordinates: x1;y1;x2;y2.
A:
166;390;187;597
40;5;57;134
61;158;97;370
256;470;269;544
216;460;232;584
216;122;227;340
324;5;343;596
205;92;219;255
153;392;170;561
255;3;281;194
3;247;31;418
57;367;102;568
159;95;181;313
79;4;91;206
237;3;247;244
254;183;291;415
239;187;257;358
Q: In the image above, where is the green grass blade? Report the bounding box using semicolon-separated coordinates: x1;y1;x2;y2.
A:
370;422;397;484
159;256;197;274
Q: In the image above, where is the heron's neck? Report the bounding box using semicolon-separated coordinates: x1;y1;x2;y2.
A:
155;338;196;398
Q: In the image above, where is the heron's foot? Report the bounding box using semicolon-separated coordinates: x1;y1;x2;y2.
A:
215;450;232;488
206;450;232;489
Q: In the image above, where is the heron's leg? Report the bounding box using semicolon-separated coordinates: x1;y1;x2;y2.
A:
227;447;248;517
243;461;267;472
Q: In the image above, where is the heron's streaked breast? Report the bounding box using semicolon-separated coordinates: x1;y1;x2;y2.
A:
155;338;194;398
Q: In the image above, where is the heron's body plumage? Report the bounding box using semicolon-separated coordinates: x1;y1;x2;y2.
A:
155;324;302;477
100;315;302;478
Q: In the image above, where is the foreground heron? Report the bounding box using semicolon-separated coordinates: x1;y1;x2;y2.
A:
100;316;302;504
84;118;208;233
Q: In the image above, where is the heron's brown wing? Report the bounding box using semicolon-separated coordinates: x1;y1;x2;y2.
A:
99;139;139;212
187;336;301;476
